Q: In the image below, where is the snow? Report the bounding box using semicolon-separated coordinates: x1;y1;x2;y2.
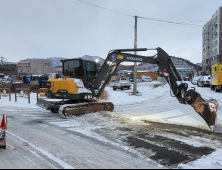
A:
73;78;92;93
0;80;222;169
7;131;74;169
178;149;222;169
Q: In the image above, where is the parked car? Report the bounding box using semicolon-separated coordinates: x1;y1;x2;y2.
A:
137;79;142;82
191;76;201;85
142;77;152;82
140;75;152;82
197;75;211;87
129;78;134;82
110;77;131;90
183;76;190;81
1;79;7;83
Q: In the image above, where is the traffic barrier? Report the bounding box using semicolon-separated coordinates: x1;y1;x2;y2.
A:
0;114;7;149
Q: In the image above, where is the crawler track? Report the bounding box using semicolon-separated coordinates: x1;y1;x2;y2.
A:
59;102;114;118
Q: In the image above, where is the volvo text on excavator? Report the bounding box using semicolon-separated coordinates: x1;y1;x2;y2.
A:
37;48;218;131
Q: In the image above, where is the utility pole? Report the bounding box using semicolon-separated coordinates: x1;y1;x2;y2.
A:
133;15;138;95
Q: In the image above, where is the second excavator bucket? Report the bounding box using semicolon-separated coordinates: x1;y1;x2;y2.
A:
192;97;218;131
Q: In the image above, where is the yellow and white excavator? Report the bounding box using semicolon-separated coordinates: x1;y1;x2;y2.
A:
37;48;218;131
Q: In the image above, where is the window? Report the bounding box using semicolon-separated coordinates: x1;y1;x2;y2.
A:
45;63;49;66
212;48;218;55
63;59;84;77
212;32;218;38
212;24;217;30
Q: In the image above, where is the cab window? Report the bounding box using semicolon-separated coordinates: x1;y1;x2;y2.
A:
85;61;97;85
63;60;84;77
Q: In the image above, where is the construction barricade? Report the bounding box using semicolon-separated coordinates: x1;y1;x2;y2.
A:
0;114;7;149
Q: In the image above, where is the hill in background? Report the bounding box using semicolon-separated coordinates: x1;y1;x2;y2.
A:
21;55;202;71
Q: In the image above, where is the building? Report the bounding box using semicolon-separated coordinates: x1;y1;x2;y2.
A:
17;59;55;76
54;66;62;76
176;67;194;79
137;70;158;80
115;70;133;78
202;6;222;75
144;66;194;79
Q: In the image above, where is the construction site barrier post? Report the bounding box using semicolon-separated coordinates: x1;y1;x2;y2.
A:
0;88;11;101
15;88;30;104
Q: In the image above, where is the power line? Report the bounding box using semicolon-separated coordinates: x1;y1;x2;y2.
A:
140;20;200;34
76;0;207;26
138;17;205;26
76;0;134;17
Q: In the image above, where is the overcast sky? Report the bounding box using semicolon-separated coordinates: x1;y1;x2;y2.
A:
0;0;221;65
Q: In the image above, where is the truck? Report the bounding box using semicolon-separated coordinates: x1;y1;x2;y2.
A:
30;75;49;89
211;62;222;92
37;47;218;131
23;75;31;84
110;77;131;90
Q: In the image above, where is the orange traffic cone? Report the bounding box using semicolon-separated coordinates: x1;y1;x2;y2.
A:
40;90;43;96
0;114;7;149
0;114;7;130
42;90;45;96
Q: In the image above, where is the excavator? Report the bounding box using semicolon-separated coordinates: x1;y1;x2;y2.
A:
37;47;218;131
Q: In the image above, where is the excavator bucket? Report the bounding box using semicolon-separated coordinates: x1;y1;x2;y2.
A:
192;97;218;131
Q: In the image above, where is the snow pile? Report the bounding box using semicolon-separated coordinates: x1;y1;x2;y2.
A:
178;149;222;169
73;78;92;93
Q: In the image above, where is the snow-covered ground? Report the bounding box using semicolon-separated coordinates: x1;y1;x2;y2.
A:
0;80;222;169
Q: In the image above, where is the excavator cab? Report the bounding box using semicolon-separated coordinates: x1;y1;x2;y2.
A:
62;58;98;86
45;58;98;100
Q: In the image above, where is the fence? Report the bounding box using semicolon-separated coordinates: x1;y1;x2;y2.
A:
0;87;31;103
15;88;30;103
0;88;11;101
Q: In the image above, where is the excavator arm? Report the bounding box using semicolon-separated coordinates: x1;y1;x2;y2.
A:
89;47;218;129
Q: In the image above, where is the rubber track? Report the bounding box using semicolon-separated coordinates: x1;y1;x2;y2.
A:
60;102;114;118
